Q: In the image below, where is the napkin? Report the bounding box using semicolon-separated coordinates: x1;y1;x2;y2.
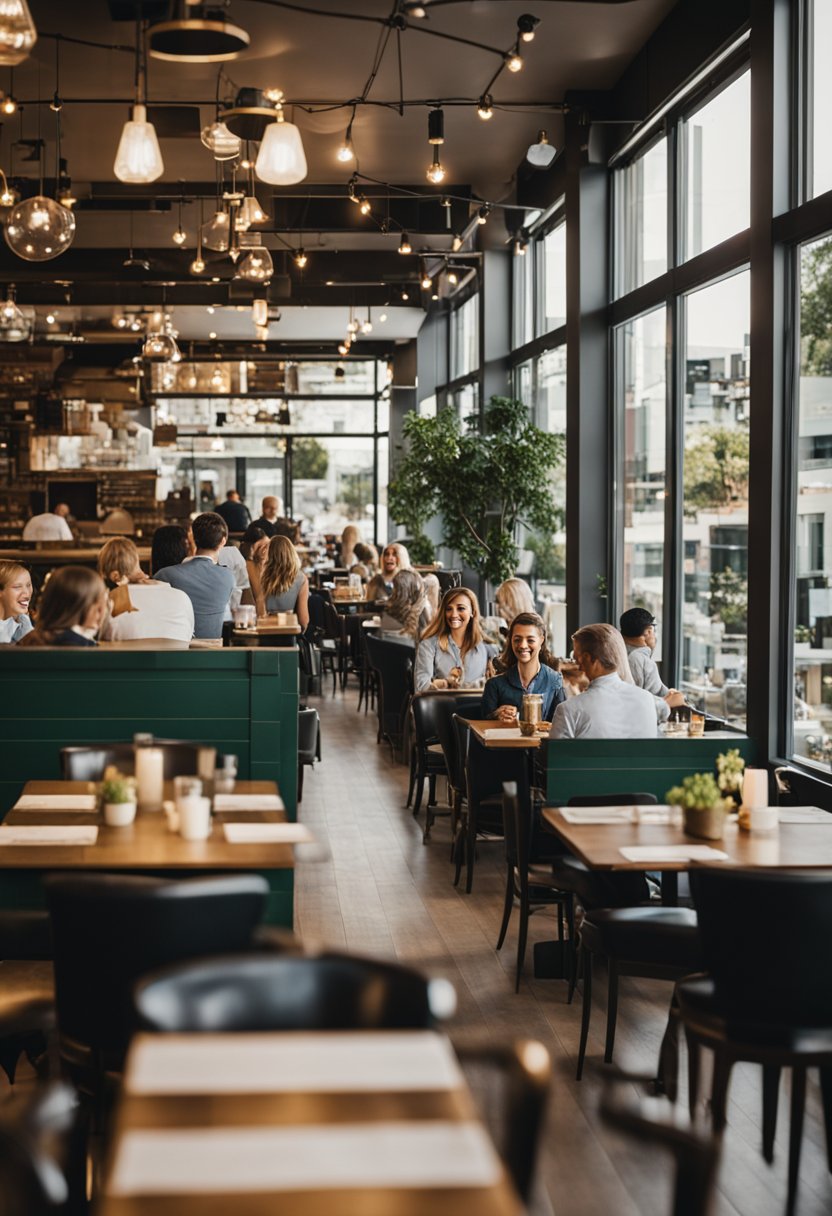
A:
619;845;729;862
14;794;97;811
213;794;284;812
109;1122;501;1195
222;823;314;844
483;728;524;740
0;825;98;846
560;807;631;824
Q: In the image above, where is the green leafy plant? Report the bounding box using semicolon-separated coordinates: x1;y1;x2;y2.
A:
666;772;726;812
794;624;812;644
715;748;745;801
526;532;565;584
801;236;832;377
100;775;136;805
292;437;329;480
683;425;750;514
709;567;748;634
388;397;565;585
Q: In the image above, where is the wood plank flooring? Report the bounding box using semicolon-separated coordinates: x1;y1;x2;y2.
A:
296;685;832;1216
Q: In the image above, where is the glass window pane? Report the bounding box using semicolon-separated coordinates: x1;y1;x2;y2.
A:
809;1;832;199
530;348;567;604
615;138;667;297
793;234;832;767
682;72;750;261
620;307;667;655
681;271;750;726
293;436;376;541
450;295;479;380
512;247;534;349
294;361;375;395
540;222;566;335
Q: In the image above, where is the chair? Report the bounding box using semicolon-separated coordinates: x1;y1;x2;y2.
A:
0;1082;79;1216
323;600;350;690
60;740;214;783
134;954;549;1206
408;693;449;841
453;718;526;894
497;783;573;992
0;911;55;1086
307;592;338;693
435;696;482;858
43;872;270;1095
297;707;320;802
678;867;832;1216
364;634;414;760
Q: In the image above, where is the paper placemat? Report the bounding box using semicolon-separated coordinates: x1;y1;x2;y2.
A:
213;793;285;812
222;822;314;845
14;794;97;811
778;808;832;824
561;807;631;824
126;1031;463;1095
619;845;728;863
483;728;524;739
0;825;98;846
109;1122;501;1195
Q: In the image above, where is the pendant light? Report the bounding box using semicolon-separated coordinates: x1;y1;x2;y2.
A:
0;284;28;341
255;107;307;186
237;193;267;228
200;119;241;161
0;1;36;67
526;130;556;169
251;297;269;327
171;195;187;245
190;199;206;273
114;22;164;184
5;109;75;262
201;207;229;251
236;237;274;283
148;4;249;64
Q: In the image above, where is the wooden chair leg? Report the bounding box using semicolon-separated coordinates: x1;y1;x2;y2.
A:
496;865;513;951
576;946;592;1081
465;806;477;895
566;897;578;1005
820;1066;832;1173
787;1067;807;1216
655;992;680;1103
685;1029;701;1120
710;1049;732;1135
515;893;529;993
604;957;619;1064
762;1065;780;1164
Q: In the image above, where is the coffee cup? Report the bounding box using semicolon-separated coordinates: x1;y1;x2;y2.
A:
178;795;212;841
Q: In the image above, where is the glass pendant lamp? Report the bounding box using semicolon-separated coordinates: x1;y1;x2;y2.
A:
0;284;28;340
114;24;164;184
236;241;274;283
201;208;230;252
5;195;75;261
200;120;241;161
255;110;306;186
0;0;36;67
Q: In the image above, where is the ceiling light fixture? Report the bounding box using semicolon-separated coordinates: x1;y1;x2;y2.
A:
0;168;17;208
200;120;241;161
0;2;35;67
172;196;187;246
420;268;432;290
294;248;308;269
255;105;307;186
114;25;164;184
398;231;412;255
379;312;387;323
236;240;274;283
428;107;444;145
514;238;528;256
238;192;268;228
148;4;250;64
451;233;463;252
505;48;523;73
361;308;373;335
426;147;445;184
526;129;556;169
447;267;459;285
251;297;269;327
5;197;75;261
358;195;371;216
0;284;28;340
476;204;491;225
202;208;230;252
0;90;17;116
190;199;206;273
517;14;540;43
477;95;493;121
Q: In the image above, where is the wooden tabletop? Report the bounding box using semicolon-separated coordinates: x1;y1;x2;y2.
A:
100;1031;520;1216
542;805;832;870
1;780;295;871
0;546;152;563
467;720;545;749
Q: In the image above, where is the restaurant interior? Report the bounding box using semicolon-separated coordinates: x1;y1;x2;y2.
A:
0;0;831;1214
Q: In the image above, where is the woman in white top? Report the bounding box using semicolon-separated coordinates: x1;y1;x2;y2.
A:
414;587;494;690
97;536;194;642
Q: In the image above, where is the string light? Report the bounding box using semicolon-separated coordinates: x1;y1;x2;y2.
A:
361;309;373;334
294;248;308;269
476;204;491;225
505;48;523;72
420;269;432;290
447;268;458;285
398;231;412;255
336;126;354;163
517;14;539;42
477;95;493;120
358;195;371;216
1;93;17;115
172;197;187;246
426;148;445;184
451;233;463;252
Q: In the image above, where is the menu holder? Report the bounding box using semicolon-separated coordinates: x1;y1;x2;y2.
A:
0;825;99;847
222;823;314;845
13;794;97;812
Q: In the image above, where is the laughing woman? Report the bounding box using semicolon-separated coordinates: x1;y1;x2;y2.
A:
413;587;494;691
481;612;565;722
0;561;33;643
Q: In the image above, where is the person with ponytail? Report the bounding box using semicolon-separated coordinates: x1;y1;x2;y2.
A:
16;567;108;647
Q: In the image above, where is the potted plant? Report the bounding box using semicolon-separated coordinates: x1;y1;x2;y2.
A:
715;748;745;807
100;774;137;827
666;772;729;841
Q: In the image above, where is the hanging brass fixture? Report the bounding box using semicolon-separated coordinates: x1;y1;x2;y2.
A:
148;3;249;64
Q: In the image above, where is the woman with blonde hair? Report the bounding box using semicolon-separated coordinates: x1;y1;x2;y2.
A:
366;542;411;602
421;572;441;625
17;566;108;647
414;586;495;690
495;577;535;623
261;534;309;629
379;570;429;645
339;524;362;570
97;536;194;642
240;524;270;616
0;560;33;643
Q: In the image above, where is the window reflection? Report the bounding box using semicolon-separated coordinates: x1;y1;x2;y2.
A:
615;138;667;297
809;0;832;199
541;223;566;334
681;272;750;726
682;72;750;260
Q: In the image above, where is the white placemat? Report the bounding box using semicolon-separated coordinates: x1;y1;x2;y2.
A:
0;825;98;846
778;808;832;824
561;807;631;824
213;794;285;812
222;823;314;845
13;794;97;811
109;1122;501;1195
483;728;524;739
126;1032;462;1095
619;845;728;863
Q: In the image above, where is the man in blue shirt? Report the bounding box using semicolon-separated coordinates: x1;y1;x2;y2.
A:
154;512;235;639
215;490;251;534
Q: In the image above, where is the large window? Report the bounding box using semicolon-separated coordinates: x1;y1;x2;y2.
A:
792;235;832;768
450;294;479;381
619;307;667;648
808;1;832;199
540;222;566;334
681;72;750;261
615;137;667;297
681;272;750;725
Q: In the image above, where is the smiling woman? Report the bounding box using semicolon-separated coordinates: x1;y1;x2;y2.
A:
481;612;565;721
0;561;33;644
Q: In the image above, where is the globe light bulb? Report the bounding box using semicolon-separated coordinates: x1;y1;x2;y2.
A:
0;184;18;207
236;245;274;283
172;227;187;246
114;104;164;184
142;331;180;363
5;195;75;261
0;286;27;340
1;93;17;115
361;318;373;334
189;255;206;274
336;134;354;163
359;196;371;216
294;248;308;269
426;154;445;185
238;195;268;227
421;273;432;290
201;210;230;252
506;50;523;72
526;130;556;169
477;95;493;120
0;0;37;67
200;120;241;161
255;114;307;186
398;232;412;255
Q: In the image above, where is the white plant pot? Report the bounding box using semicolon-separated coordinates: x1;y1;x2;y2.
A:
104;801;136;827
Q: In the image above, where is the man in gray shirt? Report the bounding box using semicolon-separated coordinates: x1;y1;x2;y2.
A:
551;623;659;738
154;512;235;639
619;607;685;710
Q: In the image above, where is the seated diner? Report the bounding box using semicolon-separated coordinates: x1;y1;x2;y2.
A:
378;569;429;644
154;512;235;640
261;534;310;629
16;565;108;647
97;537;194;642
481;611;566;722
414;586;494;690
0;560;33;643
550;623;659;738
365;542;411;601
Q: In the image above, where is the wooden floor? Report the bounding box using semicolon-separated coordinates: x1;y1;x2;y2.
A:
296;684;832;1216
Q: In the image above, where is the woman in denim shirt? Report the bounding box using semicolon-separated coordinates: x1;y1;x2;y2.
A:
414;587;494;690
481;612;565;722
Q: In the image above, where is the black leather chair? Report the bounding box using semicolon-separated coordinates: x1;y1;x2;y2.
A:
498;783;572;992
364;634;414;760
322;599;350;690
679;867;832;1216
43;872;271;1096
297;707;321;802
453;717;526;894
307;591;338;693
0;911;55;1086
60;741;213;783
0;1082;79;1216
434;696;482;859
409;693;449;841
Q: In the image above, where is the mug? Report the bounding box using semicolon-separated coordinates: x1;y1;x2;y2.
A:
178;795;212;841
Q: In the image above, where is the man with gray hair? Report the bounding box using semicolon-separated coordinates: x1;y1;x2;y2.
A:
550;623;658;738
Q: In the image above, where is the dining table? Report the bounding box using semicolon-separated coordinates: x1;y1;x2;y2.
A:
99;1029;521;1216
